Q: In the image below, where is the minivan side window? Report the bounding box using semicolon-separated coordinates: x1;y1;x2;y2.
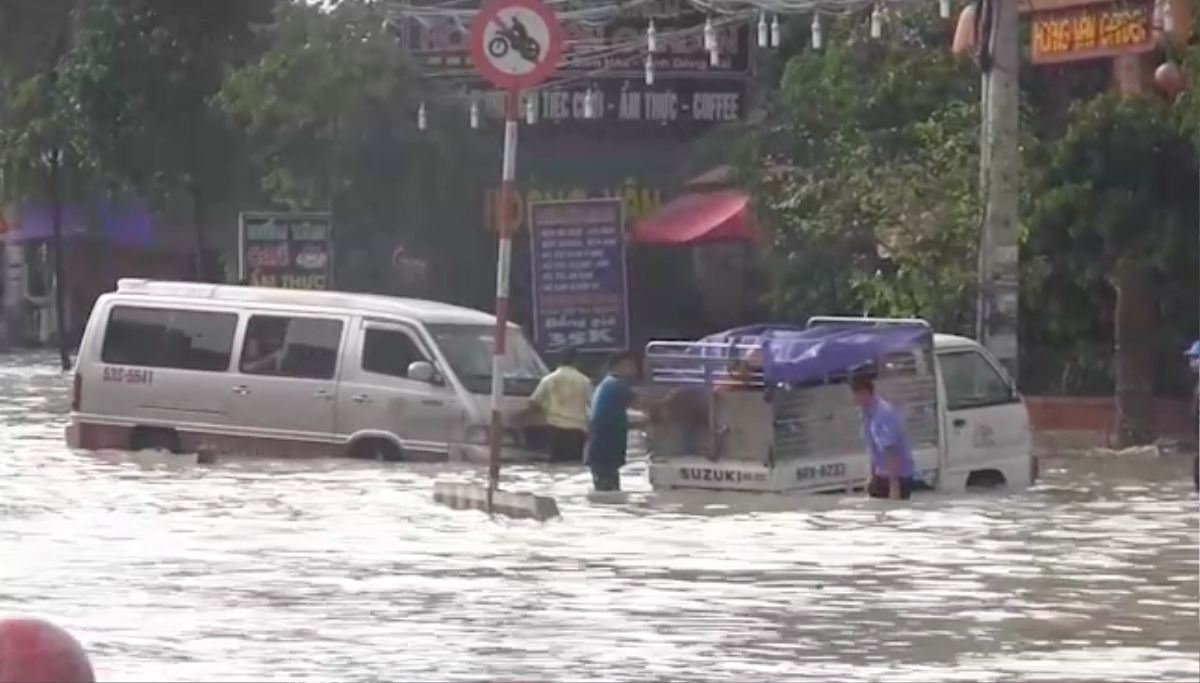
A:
101;306;237;372
361;328;429;379
940;350;1014;410
239;315;343;380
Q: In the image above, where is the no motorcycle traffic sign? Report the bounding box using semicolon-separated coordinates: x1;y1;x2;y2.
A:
468;0;562;90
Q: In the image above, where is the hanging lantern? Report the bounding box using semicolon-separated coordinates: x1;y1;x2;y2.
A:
1153;61;1185;96
951;3;976;57
1155;0;1193;46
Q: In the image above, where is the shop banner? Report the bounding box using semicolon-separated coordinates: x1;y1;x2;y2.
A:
238;212;334;290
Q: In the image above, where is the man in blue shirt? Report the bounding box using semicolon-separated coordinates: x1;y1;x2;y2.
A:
586;352;639;492
850;374;917;500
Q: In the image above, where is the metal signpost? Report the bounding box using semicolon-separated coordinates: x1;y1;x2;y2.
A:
468;0;562;511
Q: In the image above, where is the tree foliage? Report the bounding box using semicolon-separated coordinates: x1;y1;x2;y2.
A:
217;0;419;210
1;0;493;298
750;6;981;331
1022;94;1198;401
216;0;492;297
0;0;78;205
54;0;273;275
744;3;1197;408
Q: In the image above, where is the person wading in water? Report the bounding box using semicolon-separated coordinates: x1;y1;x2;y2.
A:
586;352;640;492
850;374;917;500
523;347;591;463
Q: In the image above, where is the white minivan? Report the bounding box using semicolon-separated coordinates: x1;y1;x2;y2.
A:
65;279;550;462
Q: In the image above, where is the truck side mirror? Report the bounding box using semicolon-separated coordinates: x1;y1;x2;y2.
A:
407;360;441;385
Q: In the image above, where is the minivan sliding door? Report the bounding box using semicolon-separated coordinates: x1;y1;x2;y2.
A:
228;313;347;456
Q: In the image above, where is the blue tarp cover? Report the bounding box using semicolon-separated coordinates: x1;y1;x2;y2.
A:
672;322;931;385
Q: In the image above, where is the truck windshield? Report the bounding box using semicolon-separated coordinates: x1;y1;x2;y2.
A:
425;324;546;394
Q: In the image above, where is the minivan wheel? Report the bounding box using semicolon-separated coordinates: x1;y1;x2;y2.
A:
350;438;403;463
128;427;182;454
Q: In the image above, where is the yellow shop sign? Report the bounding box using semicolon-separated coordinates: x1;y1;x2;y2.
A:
483;178;662;232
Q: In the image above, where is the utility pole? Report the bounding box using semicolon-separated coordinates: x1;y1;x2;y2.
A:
976;0;1021;380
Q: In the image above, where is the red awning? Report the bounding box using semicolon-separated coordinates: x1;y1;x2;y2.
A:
631;190;758;246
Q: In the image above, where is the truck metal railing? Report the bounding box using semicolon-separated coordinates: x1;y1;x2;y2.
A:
644;339;769;388
642;339;773;462
642;322;942;478
803;316;943;480
807;315;933;329
771;351;939;463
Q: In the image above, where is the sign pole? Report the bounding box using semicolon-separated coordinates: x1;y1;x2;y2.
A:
431;0;561;519
487;88;521;509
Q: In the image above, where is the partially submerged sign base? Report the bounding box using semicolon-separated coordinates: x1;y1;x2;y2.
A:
433;481;560;521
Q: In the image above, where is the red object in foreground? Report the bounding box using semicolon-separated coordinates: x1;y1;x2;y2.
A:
631;190;759;245
0;619;95;683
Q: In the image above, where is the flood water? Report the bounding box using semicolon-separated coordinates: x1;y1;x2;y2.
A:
0;355;1196;682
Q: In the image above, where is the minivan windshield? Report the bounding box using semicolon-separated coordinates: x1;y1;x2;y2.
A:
426;324;546;395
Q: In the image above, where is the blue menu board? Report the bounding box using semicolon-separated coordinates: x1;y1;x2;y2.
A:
528;199;630;354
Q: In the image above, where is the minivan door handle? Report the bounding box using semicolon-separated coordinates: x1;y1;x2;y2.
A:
952;418;967;428
232;385;250;396
352;394;372;404
313;389;334;400
421;399;444;407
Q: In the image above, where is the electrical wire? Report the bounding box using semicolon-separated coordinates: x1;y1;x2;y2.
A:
392;0;954;119
407;12;751;85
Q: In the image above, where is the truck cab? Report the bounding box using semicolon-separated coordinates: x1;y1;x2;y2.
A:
932;333;1032;490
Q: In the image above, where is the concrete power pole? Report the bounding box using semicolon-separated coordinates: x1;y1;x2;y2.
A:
976;0;1021;380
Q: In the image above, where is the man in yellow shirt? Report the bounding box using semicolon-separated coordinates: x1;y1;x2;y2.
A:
527;348;593;463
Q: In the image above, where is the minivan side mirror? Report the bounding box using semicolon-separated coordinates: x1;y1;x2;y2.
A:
407;360;440;385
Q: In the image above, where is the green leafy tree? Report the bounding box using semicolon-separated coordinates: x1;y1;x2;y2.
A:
58;0;273;279
1024;94;1198;445
217;0;492;298
0;0;76;203
749;5;981;330
0;0;84;365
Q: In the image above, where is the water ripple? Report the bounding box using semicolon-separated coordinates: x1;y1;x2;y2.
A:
0;353;1195;682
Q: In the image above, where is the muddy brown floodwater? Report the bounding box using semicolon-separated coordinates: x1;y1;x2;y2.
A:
0;354;1196;681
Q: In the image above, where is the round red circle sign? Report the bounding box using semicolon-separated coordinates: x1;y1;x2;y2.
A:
468;0;562;90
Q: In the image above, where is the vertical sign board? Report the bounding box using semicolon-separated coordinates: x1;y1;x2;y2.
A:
528;199;629;353
238;212;334;290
